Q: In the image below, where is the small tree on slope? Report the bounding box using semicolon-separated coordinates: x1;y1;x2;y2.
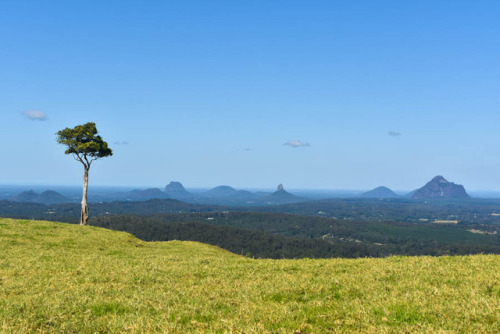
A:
56;122;112;225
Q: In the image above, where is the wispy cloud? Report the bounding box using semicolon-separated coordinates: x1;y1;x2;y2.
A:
242;147;252;151
283;140;311;148
114;141;129;145
388;131;401;137
22;110;47;121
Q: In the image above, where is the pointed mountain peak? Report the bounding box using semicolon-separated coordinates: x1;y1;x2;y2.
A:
265;184;301;204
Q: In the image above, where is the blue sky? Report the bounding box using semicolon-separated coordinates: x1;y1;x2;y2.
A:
1;0;499;190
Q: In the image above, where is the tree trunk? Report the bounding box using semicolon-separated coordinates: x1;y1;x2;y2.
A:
80;167;89;225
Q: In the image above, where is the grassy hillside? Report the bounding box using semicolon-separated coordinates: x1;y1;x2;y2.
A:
1;218;499;333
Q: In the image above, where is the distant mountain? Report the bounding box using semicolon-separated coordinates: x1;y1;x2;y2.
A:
164;181;192;199
361;186;400;199
38;191;72;205
11;190;71;205
204;185;259;201
233;190;259;200
205;186;238;198
11;190;38;202
126;188;169;201
412;176;469;200
264;184;302;204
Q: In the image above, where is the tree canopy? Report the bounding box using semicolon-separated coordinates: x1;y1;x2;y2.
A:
56;122;112;169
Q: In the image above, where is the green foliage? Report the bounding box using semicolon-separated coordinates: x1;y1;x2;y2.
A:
92;217;378;259
1;218;499;333
90;212;500;258
56;122;112;167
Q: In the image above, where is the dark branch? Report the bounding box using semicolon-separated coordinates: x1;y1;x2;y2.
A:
73;153;85;165
83;154;91;170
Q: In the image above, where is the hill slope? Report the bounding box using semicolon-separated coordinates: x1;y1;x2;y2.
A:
204;185;239;197
0;218;499;333
361;186;400;198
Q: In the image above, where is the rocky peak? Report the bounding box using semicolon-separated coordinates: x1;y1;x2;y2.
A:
412;176;469;200
164;181;191;199
165;181;186;192
431;175;449;184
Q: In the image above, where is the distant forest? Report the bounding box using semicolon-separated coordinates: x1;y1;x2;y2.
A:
1;197;499;258
3;197;500;224
88;212;500;259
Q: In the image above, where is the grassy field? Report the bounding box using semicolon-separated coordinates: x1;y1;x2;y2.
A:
1;218;499;333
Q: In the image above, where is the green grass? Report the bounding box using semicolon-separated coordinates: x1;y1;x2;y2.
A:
1;218;499;333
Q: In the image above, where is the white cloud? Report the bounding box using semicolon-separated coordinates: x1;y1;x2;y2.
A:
388;131;401;137
114;141;129;145
283;140;310;148
22;110;47;121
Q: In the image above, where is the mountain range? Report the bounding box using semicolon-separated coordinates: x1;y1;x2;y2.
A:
10;190;71;205
361;175;469;200
164;183;302;205
8;175;471;206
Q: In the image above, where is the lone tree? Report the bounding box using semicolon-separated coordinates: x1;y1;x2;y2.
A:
56;122;112;225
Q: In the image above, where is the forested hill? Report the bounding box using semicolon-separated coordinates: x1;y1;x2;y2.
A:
92;217;379;259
